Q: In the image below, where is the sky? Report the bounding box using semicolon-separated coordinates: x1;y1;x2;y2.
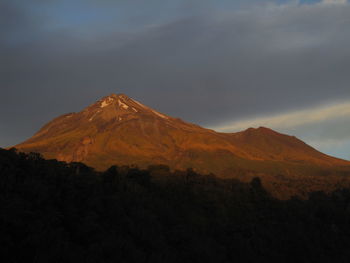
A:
1;0;350;159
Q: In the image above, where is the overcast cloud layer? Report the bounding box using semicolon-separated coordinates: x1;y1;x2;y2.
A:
1;0;350;159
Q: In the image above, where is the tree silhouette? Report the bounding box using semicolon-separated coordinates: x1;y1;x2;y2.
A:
1;148;350;262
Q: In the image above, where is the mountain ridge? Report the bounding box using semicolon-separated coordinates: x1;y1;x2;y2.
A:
14;94;350;178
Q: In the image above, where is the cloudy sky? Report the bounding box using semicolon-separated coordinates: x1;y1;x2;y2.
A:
1;0;350;159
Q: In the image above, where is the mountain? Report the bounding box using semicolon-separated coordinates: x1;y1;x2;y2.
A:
14;94;350;189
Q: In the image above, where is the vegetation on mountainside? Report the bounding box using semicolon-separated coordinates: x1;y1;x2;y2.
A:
2;148;350;263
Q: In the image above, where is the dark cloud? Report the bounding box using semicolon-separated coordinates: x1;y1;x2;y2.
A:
0;2;29;34
1;1;350;147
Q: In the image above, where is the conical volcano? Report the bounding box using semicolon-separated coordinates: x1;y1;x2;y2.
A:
14;94;350;177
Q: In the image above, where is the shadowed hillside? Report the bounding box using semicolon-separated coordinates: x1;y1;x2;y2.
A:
2;148;350;263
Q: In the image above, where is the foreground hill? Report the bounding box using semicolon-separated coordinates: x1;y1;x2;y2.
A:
2;148;350;263
14;94;350;180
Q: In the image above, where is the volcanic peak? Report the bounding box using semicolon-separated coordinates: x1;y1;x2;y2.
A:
83;93;173;124
13;92;350;188
99;94;128;107
94;94;138;112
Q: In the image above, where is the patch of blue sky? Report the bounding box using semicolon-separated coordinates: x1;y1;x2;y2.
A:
315;140;350;161
298;0;323;4
19;0;192;30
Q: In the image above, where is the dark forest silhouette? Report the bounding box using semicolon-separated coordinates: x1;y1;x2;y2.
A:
2;148;350;262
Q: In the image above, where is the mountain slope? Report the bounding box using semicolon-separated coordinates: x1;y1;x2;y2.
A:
14;94;350;178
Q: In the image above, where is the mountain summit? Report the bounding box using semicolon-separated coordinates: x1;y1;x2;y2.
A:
84;94;172;122
14;94;350;179
15;94;205;169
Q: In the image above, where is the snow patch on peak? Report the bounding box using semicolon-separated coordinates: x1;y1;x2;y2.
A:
89;110;101;121
131;98;147;109
118;99;129;110
101;101;109;108
101;97;114;108
117;94;128;99
152;110;169;119
129;98;167;118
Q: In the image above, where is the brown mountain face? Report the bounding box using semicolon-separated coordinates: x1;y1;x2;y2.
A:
14;94;350;197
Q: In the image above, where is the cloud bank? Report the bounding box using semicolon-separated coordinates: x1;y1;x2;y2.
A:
212;101;350;132
1;0;350;159
322;0;347;4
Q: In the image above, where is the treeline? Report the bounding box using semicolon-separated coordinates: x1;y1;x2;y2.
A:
1;148;350;262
